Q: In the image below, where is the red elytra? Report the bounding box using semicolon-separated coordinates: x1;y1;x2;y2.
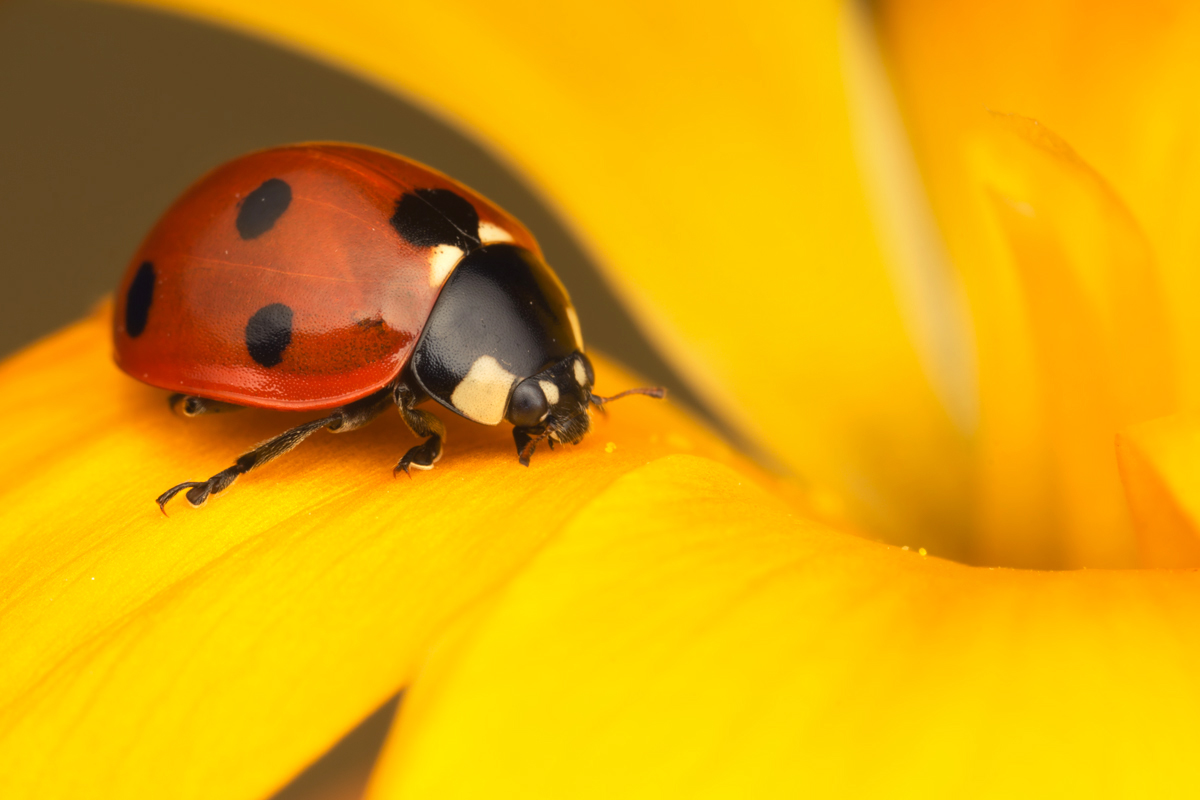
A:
112;143;539;410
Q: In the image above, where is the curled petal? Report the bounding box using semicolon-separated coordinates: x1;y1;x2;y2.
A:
880;0;1184;565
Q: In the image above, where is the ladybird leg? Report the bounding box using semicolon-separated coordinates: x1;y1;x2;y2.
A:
325;388;394;435
512;426;550;467
155;415;336;511
156;389;392;512
169;394;244;417
393;382;445;476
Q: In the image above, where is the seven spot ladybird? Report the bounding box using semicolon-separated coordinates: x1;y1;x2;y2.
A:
112;143;664;511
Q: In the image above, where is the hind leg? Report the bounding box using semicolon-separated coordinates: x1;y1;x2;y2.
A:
156;388;392;512
169;394;244;417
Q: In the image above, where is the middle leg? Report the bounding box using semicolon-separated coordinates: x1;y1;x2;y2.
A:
393;380;446;476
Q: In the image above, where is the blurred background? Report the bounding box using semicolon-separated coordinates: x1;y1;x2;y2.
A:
0;0;694;407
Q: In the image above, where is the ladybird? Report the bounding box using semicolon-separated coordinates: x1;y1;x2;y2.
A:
113;143;663;511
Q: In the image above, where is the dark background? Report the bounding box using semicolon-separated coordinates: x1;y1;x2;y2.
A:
0;2;714;797
0;0;700;409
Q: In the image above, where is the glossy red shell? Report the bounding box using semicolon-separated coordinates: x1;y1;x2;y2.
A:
113;144;540;410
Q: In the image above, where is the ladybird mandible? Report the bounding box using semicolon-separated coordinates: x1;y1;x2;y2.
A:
112;143;664;511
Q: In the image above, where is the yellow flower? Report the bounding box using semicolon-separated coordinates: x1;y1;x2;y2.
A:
6;0;1200;797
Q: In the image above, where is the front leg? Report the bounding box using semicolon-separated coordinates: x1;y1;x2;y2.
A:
512;426;550;467
393;380;446;476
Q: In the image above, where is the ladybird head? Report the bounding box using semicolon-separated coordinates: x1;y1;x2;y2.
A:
508;352;596;464
507;352;667;466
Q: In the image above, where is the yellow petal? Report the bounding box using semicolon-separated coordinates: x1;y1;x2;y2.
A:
1118;414;1200;567
879;3;1183;566
972;114;1174;567
367;455;1200;798
0;306;765;798
119;0;974;558
878;1;1200;397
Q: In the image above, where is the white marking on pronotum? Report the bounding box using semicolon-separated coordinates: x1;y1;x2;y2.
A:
539;380;560;406
428;244;464;287
451;356;518;425
566;306;583;347
573;358;588;387
478;221;515;244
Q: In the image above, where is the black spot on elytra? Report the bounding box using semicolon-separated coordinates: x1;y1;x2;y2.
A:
125;261;155;337
245;302;293;367
237;178;292;239
390;188;480;251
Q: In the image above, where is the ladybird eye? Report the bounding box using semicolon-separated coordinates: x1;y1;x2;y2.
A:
508;380;548;428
